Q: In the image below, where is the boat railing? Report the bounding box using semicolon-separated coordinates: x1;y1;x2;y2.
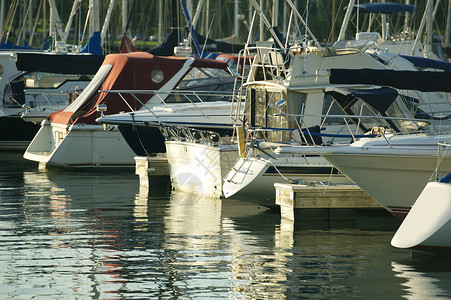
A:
98;89;237;120
25;90;75;111
160;125;223;147
250;111;447;149
230;45;292;126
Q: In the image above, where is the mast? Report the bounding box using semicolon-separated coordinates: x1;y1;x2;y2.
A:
101;0;116;45
272;0;279;28
235;0;239;38
404;0;411;33
158;0;163;43
285;0;322;49
250;0;283;46
192;0;205;29
89;0;100;36
259;0;264;41
122;0;128;33
445;0;451;47
47;0;65;42
381;0;387;41
64;0;82;42
411;0;433;56
336;0;356;42
0;0;3;36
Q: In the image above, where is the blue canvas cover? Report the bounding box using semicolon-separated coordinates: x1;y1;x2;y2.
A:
399;55;451;72
81;31;102;55
329;68;451;93
324;87;399;115
352;3;417;14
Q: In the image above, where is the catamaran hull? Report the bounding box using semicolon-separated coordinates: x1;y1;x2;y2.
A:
392;182;451;250
24;121;136;168
223;155;352;207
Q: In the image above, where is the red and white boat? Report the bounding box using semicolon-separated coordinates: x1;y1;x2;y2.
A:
23;52;232;168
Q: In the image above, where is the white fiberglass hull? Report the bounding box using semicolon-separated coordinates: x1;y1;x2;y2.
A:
24;120;136;168
276;133;451;219
165;140;239;197
223;154;352;207
391;182;451;250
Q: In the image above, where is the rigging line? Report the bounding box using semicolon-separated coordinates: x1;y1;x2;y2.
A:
17;0;33;45
131;113;151;157
201;13;215;58
29;0;42;47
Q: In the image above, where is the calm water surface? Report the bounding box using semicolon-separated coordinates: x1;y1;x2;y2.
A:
1;152;451;299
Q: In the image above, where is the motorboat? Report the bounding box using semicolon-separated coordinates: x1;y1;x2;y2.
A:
392;143;451;250
23;52;234;168
276;131;451;220
391;181;451;250
0;51;103;150
223;83;431;205
94;53;242;156
162;0;401;199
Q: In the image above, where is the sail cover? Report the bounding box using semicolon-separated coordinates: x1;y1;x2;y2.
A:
352;3;417;14
16;52;104;75
329;68;451;92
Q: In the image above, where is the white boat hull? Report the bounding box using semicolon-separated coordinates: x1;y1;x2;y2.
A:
321;151;446;219
276;134;451;219
223;155;352;207
165;141;239;197
391;182;451;250
24;121;136;168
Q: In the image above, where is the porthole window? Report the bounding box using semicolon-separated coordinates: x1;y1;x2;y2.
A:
151;69;164;83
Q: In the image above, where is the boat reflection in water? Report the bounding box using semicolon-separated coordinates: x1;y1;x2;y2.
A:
392;257;451;298
2;153;451;298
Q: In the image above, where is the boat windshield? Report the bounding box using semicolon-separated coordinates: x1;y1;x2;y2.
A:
63;64;113;113
163;67;235;103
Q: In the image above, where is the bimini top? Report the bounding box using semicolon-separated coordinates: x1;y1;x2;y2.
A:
352;3;417;14
399;55;451;72
47;51;229;126
324;86;401;132
324;86;399;116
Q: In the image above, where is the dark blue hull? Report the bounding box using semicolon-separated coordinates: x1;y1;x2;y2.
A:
0;116;40;150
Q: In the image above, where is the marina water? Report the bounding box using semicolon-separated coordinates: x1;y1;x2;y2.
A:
1;152;451;299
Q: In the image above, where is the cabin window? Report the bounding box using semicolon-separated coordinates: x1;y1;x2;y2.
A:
151;69;164;84
0;64;4;76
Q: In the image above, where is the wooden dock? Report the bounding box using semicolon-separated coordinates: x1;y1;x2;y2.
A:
135;155;169;186
275;183;382;220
